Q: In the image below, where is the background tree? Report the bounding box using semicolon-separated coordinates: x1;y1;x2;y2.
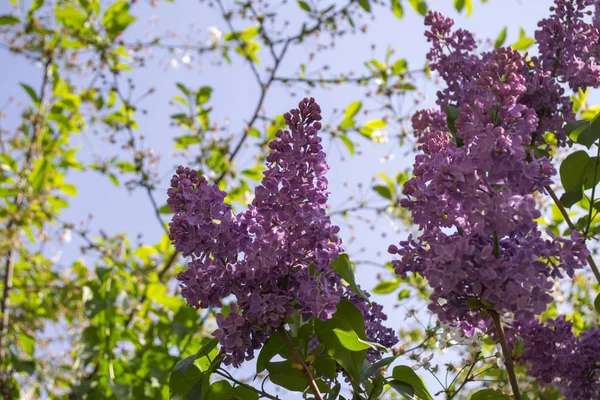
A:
3;0;598;399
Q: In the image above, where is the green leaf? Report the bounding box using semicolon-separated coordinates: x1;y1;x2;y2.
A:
55;5;87;28
372;280;399;294
20;83;40;106
391;366;433;400
232;385;258;400
446;105;459;135
454;0;465;12
332;254;369;301
512;28;536;51
315;300;368;381
344;101;363;120
565;114;600;148
297;1;311;12
19;333;35;357
169;364;202;400
361;356;396;380
388;380;414;399
495;27;507;49
595;293;600;314
470;389;511;400
158;204;173;214
373;185;392;200
266;360;309;392
173;339;219;376
13;359;35;375
196;86;212;105
359;119;387;139
256;334;287;373
358;0;371;12
206;381;233;400
339;134;355;155
102;1;136;39
560;150;600;192
560;189;583;209
240;26;259;41
397;289;410;301
408;0;427;16
0;15;20;25
391;0;404;18
313;355;337;380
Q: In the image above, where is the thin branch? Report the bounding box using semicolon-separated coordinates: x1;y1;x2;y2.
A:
490;311;521;400
545;185;600;283
278;327;324;400
0;55;53;376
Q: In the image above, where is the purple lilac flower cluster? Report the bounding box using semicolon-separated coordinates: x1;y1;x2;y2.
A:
511;318;600;399
169;98;397;366
390;2;598;334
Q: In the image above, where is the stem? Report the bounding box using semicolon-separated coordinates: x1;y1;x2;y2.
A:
545;185;600;283
585;143;600;238
490;311;521;400
278;327;324;400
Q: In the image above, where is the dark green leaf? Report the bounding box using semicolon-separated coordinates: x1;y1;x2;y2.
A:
595;293;600;314
297;0;311;11
470;389;511;400
257;334;286;373
358;0;371;12
232;385;258;400
391;366;433;400
196;86;212;104
169;365;202;400
565;114;600;148
495;27;507;49
373;185;392;200
313;355;337;380
361;356;396;380
446;105;459;135
20;83;39;106
560;150;600;192
561;189;584;208
266;360;309;392
0;15;20;25
408;0;427;16
388;379;414;399
206;381;233;400
315;300;369;381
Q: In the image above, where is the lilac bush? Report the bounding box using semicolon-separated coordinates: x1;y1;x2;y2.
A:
168;98;396;367
389;1;600;398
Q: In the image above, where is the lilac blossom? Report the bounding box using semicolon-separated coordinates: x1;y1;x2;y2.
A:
169;98;396;366
511;318;600;399
390;5;593;335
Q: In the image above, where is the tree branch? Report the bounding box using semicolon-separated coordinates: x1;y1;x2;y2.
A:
278;327;324;400
490;311;521;400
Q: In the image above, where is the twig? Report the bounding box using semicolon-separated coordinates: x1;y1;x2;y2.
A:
278;327;324;400
545;185;600;283
490;311;521;400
